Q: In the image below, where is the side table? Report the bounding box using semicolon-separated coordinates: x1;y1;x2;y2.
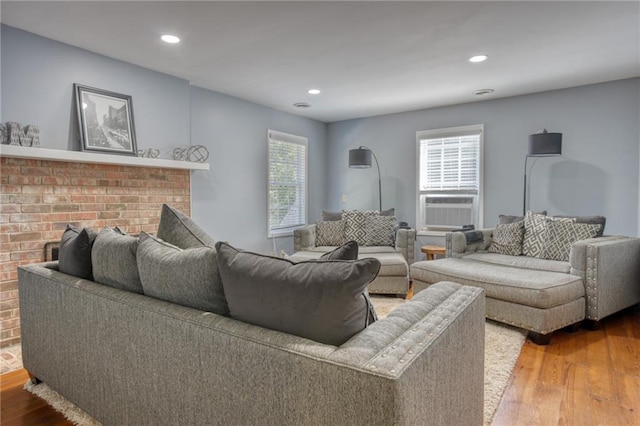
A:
421;245;445;261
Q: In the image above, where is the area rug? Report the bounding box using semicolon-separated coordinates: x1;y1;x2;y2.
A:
24;297;525;426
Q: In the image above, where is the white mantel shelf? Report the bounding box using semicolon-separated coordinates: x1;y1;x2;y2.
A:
0;145;209;171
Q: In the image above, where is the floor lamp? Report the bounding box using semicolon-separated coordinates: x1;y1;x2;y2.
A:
349;146;382;211
523;129;562;215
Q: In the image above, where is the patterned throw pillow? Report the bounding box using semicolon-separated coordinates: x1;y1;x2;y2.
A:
488;221;525;256
541;220;601;261
343;210;378;246
316;220;345;246
522;212;574;258
364;215;396;246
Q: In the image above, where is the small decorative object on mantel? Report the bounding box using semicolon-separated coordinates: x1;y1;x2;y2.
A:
137;148;160;158
74;83;137;156
173;145;209;163
1;122;41;146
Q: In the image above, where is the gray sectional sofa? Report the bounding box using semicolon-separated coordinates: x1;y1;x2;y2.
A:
18;204;485;425
19;262;485;426
292;211;416;297
411;228;640;344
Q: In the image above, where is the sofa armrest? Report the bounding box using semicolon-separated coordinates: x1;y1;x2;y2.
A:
445;228;494;258
570;236;640;320
394;228;416;264
293;224;316;251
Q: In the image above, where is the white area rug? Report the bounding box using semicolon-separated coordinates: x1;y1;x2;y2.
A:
24;297;525;426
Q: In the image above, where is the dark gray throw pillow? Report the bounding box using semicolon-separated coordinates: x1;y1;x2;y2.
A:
157;204;216;248
58;224;97;280
320;240;359;260
92;227;143;294
215;242;380;346
499;211;547;224
553;215;606;237
137;232;229;316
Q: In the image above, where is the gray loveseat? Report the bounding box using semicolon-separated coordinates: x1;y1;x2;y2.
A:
411;228;640;344
292;211;416;297
19;262;484;426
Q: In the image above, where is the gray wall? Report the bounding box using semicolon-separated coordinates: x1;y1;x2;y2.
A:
327;78;640;253
189;87;327;254
1;25;327;253
1;25;189;154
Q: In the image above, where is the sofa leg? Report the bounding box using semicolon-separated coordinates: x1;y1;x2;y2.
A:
563;323;581;333
528;331;552;345
27;371;41;385
583;320;601;331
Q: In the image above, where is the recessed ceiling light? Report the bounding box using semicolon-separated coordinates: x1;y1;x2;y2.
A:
293;102;311;108
161;34;180;44
473;89;494;96
307;89;321;95
469;55;488;63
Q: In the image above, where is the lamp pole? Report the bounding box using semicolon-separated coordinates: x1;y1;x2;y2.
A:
361;146;382;211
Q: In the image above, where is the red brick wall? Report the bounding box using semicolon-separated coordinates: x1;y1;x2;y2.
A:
0;157;191;347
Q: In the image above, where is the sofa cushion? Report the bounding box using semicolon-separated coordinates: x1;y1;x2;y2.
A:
541;219;601;261
137;232;229;316
522;212;574;258
365;215;395;246
316;220;345;246
215;241;380;346
488;221;525;256
157;204;216;249
320;240;359;260
91;227;142;294
462;253;571;274
344;210;378;246
368;252;409;276
58;224;97;280
410;258;583;309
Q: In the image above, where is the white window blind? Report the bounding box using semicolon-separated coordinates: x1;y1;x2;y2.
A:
419;133;480;191
267;130;307;236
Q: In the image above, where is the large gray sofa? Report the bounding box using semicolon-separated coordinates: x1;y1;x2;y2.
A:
411;229;640;344
19;262;484;426
292;224;416;297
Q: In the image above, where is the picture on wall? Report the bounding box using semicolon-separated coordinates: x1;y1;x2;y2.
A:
74;84;137;155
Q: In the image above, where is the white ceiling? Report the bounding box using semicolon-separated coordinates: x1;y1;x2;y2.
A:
1;1;639;123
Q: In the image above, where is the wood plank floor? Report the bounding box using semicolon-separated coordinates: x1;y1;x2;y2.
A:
1;307;638;425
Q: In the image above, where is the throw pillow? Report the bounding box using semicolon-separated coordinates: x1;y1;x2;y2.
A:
488;221;525;256
553;215;606;237
499;211;547;224
91;227;142;294
343;210;378;246
137;232;229;316
215;242;380;346
58;224;97;280
522;212;574;258
321;210;343;221
157;204;216;248
364;215;396;246
316;220;346;246
320;240;359;260
541;220;601;262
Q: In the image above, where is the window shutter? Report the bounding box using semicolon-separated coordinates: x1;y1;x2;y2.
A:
268;130;307;235
419;133;480;192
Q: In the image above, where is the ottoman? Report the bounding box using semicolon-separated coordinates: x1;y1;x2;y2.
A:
410;257;586;344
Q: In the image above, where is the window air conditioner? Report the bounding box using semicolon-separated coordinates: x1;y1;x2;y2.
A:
424;195;475;230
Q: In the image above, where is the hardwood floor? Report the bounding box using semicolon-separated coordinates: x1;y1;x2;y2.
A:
1;307;638;425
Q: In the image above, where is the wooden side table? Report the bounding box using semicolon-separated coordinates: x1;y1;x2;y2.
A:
421;245;445;260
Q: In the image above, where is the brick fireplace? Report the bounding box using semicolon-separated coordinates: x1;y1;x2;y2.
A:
0;155;196;347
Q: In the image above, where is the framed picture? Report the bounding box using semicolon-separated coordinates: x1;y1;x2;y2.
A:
74;84;137;155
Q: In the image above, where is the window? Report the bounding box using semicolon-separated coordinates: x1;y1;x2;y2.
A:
416;124;483;234
268;130;308;237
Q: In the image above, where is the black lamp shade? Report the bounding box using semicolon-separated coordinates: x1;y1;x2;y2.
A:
349;148;372;168
528;132;562;156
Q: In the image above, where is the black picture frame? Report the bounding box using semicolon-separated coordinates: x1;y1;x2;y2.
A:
74;84;137;156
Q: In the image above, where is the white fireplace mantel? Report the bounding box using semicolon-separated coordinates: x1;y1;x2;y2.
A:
0;145;209;171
